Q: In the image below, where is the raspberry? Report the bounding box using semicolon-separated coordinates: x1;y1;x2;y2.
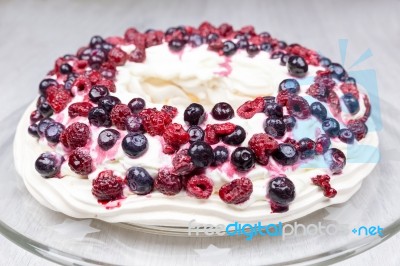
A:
131;33;147;50
46;86;71;113
213;123;236;135
161;105;178;118
276;90;290;106
237;97;265;119
248;133;278;165
96;79;116;93
92;170;124;201
86;70;102;84
99;62;116;79
124;27;139;42
311;174;337;198
340;83;359;99
172;149;195;175
347;119;368;141
139;108;172;136
287;95;311;119
68;102;93;118
145;30;164;47
68;148;93;175
219;177;253;204
110;104;132;130
60;122;90;149
129;48;146;63
163;123;190;149
154;168;182;196
72;75;91;92
360;95;371;123
73;60;89;74
204;124;219;145
218;23;233;37
306;83;330;102
327;91;341;116
107;47;128;66
187;175;213;199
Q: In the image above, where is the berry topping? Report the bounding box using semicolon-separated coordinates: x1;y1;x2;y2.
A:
320;57;331;67
237;97;265;119
122;133;148;158
297;138;316;159
211;102;235;121
287;95;311;119
316;134;331;154
306;78;335;102
188;141;214;168
35;152;64;178
279;79;300;94
30;110;43;124
68;148;93;175
327;90;341;116
172;149;195;175
163;123;190;150
338;128;355;144
264;102;283;117
28;123;40;138
222;125;246;145
89;85;109;103
322;118;340;137
283;115;296;131
324;148;346;174
126;167;154;195
248;133;278;165
342;93;360;115
231;147;256;171
187;126;205;143
168;39;187;52
68;102;93;118
98;129;120;151
184;103;206;126
46;86;72;113
310;102;328;121
107;47;128;66
139;108;172;136
155;168;182;196
287;55;308;77
98;96;121;113
222;40;238;56
212;122;236;136
129;48;146;63
246;44;260;56
128;98;146;114
311;174;337;198
39;79;58;95
110;104;133;130
268;176;295;208
187;175;214;199
329;63;347;81
125;114;145;134
45;122;65;144
92;170;124;201
89;107;112;127
264;117;286;139
72;75;91;92
219;177;253;204
212;146;229;166
161;105;178;118
38;101;54;118
264;96;276;104
340;83;359;99
59;63;72;74
204;124;219;145
347;119;368;141
60;122;90;149
272;143;299;166
37;118;54;137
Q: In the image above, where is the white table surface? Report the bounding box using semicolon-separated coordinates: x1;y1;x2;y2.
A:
1;0;399;265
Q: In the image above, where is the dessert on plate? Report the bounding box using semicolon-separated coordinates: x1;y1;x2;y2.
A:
14;22;378;226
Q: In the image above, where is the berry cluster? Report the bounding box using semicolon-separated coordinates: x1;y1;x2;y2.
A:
311;174;337;198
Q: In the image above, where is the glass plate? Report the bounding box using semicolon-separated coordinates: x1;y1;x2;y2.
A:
1;98;400;266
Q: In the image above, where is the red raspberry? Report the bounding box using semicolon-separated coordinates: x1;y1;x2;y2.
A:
72;75;91;92
327;91;341;116
131;33;147;50
287;94;311;119
237;97;265;119
139;108;172;136
46;86;71;113
172;149;195;175
311;174;330;186
129;48;146;63
213;123;236;135
204;124;219;145
108;47;128;66
145;30;164;47
340;83;359;99
218;23;234;37
208;39;224;52
276;90;290;106
110;104;132;130
239;25;256;36
96;79;116;93
68;148;93;175
198;21;217;37
68;102;93;118
92;170;124;201
30;110;43;123
187;175;213;199
60;122;90;149
86;70;102;84
99;62;116;79
219;177;253;204
161;105;178;118
73;60;89;74
104;36;125;46
155;168;182;196
124;27;139;42
347;119;368;141
324;187;337;198
248;133;278;165
360;95;371;123
311;175;337;198
163;123;190;149
284;137;298;147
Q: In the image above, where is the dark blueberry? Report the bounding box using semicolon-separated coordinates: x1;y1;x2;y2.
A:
37;101;54;118
212;146;229;166
30;110;43;123
187;126;205;143
268;176;295;205
188;141;214;168
98;96;121;113
272;143;299;166
310;102;328;121
329;63;348;81
126;167;154;195
264;102;283;117
322;118;340;137
277;41;287;49
287;55;308;77
63;54;76;60
39;78;58;95
222;125;246;146
28;123;39;138
165;27;176;36
59;63;72;74
264;117;286;139
100;42;113;54
128;98;146;114
320;57;331;67
271;51;284;59
211;102;234;120
89;85;109;103
222;41;237;56
64;74;77;90
259;32;271;39
260;42;272;52
324;148;346;174
246;44;259;56
35;152;64;178
98;129;120;151
168;39;187;52
122;133;148;158
89;35;104;48
280;53;291;66
45;122;65;144
37;118;54;137
234;33;248;40
231;147;255;172
338;128;355;144
283;115;296;131
88;107;111;127
316;134;331;153
264;96;276;104
88;48;106;66
184;103;205;126
297;138;316;159
79;48;93;61
125;114;145;134
188;34;204;47
237;39;249;49
342;93;360;115
207;33;220;43
345;77;357;85
279;79;300;94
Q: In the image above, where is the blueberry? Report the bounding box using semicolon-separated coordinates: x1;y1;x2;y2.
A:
324;148;346;174
222;125;246;146
268;176;295;205
35;152;64;178
272;143;299;166
264;117;286;139
297;138;316;159
128;97;146;114
168;39;187;52
259;32;271;39
212;146;229;166
310;102;328;121
260;42;272;52
279;79;300;94
28;123;39;138
37;118;54;137
283;115;296;131
277;41;287;49
316;134;331;153
187;126;205;143
329;63;347;81
39;78;58;95
122;133;148;158
280;53;291;66
320;57;331;67
98;129;120;151
237;39;249;49
207;33;220;43
287;55;308;77
64;74;77;90
89;35;104;48
188;141;214;168
45;122;65;144
264;102;283;117
59;63;72;74
38;101;54;118
88;107;111;127
98;96;121;113
222;41;237;56
264;96;276;104
342;93;360;115
345;77;357;85
231;147;255;171
339;128;355;144
89;85;109;103
88;48;106;67
211;102;234;121
322;118;340;137
188;34;204;47
184;103;205;126
126;166;154;195
125;114;144;134
246;44;259;56
271;51;284;59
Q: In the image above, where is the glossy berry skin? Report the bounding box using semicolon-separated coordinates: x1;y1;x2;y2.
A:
222;41;238;56
89;85;109;103
287;55;308;77
246;44;259;56
38;101;54;118
310;102;328;121
184;103;206;126
89;35;104;48
211;102;234;120
279;79;300;94
222;125;246;145
297;138;316;159
322;118;340;137
230;147;256;172
168;39;186;52
320;57;331;67
264;117;286;139
98;96;121;113
44;122;65;144
212;146;229;166
59;63;72;74
260;42;272;52
342;93;360;115
128;97;146;114
187;175;213;199
338;128;355;144
188;141;214;168
155;168;182;196
264;102;283;117
324;148;346;174
268;176;295;206
345;77;357;85
219;177;253;204
35;152;64;178
30;110;43;123
39;78;58;95
37;118;54;137
283;115;296;131
88;107;111;127
126;167;154;195
188;34;204;47
187;126;205;143
122;133;148;158
329;63;348;81
316;134;331;154
98;129;120;151
125;114;145;134
28;124;40;138
272;143;299;166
